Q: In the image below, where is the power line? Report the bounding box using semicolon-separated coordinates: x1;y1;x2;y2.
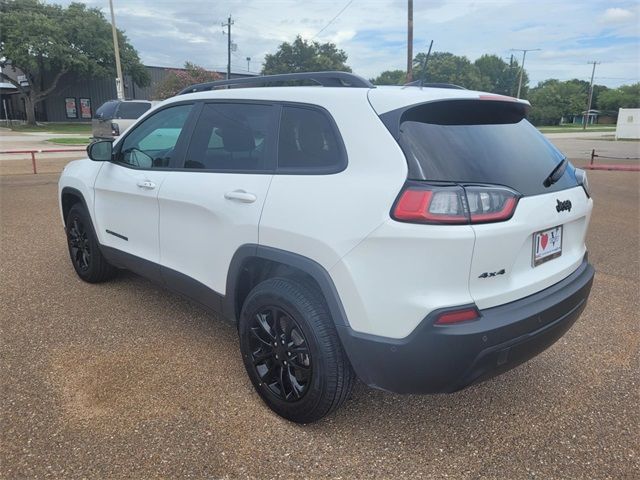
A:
312;0;355;39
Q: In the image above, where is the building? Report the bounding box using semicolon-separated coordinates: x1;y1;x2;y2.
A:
0;81;19;122
564;109;617;125
615;108;640;140
2;65;257;123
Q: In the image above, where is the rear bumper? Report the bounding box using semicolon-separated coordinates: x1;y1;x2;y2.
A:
337;258;595;394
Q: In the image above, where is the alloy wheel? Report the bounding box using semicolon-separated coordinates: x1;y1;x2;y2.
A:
68;217;91;271
248;306;312;402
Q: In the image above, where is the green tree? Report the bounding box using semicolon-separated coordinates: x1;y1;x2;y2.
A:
527;79;589;126
412;52;485;90
597;83;640;111
0;0;149;124
474;54;527;96
153;62;221;100
262;35;351;75
370;69;406;85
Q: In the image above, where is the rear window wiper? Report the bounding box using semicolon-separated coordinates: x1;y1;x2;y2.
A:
543;157;568;187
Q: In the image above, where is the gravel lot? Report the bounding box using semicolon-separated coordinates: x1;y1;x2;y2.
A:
1;141;639;478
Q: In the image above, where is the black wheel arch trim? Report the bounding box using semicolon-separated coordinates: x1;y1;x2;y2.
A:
60;187;99;239
224;244;350;328
60;187;89;220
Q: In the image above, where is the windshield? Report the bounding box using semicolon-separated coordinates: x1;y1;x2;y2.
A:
392;100;579;196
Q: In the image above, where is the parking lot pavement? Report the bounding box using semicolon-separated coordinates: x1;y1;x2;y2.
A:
551;136;640;168
1;166;639;478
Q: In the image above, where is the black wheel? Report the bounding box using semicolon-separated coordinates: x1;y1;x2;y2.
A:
239;277;354;423
65;203;116;283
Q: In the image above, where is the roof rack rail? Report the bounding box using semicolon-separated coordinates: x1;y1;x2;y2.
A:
178;71;374;95
402;81;466;90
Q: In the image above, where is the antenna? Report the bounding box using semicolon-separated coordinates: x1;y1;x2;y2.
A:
419;40;434;88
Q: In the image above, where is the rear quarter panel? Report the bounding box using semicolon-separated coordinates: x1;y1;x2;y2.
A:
258;90;408;269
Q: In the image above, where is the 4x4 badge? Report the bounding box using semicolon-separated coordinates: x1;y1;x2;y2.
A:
478;269;505;279
556;199;572;212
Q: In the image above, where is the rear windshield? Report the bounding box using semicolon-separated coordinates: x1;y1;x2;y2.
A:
393;100;578;196
94;100;118;119
117;102;151;119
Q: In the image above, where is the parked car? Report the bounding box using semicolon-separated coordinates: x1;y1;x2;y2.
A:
92;99;156;140
59;72;595;423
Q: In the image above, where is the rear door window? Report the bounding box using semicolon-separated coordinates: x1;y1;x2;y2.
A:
184;103;277;171
391;100;579;196
277;106;346;173
117;102;152;119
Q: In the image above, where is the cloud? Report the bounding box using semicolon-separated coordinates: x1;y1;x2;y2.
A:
46;0;640;88
601;7;635;24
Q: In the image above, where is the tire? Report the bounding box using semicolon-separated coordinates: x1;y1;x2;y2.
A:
65;203;117;283
239;277;354;423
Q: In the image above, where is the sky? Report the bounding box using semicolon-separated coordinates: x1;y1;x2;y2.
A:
49;0;639;88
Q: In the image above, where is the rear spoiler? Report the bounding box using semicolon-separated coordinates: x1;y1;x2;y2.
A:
378;98;530;140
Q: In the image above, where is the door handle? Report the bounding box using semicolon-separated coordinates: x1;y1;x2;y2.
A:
136;180;156;190
224;190;257;203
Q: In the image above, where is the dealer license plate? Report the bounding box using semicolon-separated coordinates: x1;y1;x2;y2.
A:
533;225;563;266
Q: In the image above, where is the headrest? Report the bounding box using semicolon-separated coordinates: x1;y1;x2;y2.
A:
298;119;325;154
219;125;255;152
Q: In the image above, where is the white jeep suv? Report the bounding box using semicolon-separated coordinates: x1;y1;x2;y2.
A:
59;72;595;423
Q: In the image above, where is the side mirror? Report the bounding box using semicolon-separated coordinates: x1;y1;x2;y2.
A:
87;140;113;161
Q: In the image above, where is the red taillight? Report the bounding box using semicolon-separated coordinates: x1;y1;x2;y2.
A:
465;186;519;223
394;187;467;224
435;307;480;325
392;184;519;225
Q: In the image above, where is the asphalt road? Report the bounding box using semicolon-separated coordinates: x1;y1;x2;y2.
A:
1;164;639;478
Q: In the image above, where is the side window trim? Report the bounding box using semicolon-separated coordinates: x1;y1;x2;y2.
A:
175;100;279;174
168;102;203;169
112;101;199;171
275;102;348;175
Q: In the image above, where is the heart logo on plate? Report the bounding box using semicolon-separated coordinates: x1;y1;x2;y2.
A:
540;233;549;250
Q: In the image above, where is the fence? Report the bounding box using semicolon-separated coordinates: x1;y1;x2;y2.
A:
586;149;640;172
0;148;86;174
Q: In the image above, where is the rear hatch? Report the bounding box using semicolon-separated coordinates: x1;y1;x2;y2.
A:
379;97;592;310
92;100;118;139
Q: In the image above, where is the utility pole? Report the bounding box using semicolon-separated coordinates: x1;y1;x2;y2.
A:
246;57;251;72
108;0;125;100
583;61;601;130
511;48;540;99
222;16;234;80
406;0;413;83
